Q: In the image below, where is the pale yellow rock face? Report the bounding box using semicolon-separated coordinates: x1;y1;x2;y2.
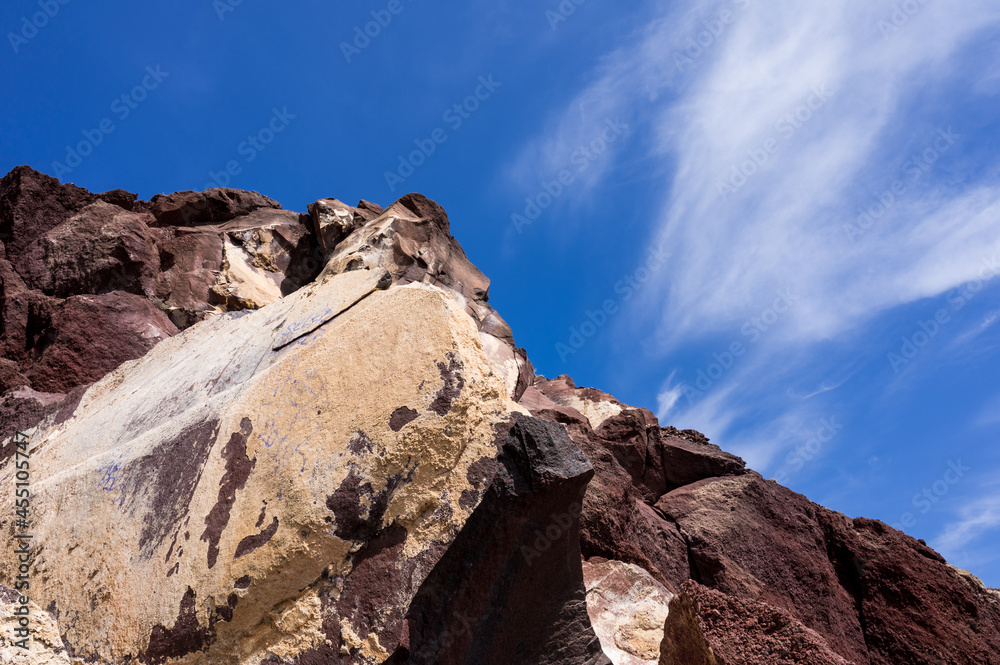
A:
563;396;623;431
584;560;674;665
217;237;284;309
0;267;522;664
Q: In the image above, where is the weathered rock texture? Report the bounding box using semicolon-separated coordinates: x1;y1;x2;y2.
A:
0;166;324;397
1;585;71;664
659;580;851;665
584;559;673;665
524;376;1000;664
0;168;998;665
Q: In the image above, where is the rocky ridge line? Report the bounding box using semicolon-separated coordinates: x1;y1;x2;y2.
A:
0;166;997;665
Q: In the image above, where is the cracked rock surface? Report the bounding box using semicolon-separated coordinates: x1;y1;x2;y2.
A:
1;168;998;664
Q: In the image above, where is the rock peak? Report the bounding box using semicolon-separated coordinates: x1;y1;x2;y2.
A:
1;167;997;665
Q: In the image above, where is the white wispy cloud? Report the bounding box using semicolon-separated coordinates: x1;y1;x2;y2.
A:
975;391;1000;427
509;0;1000;345
933;490;1000;555
511;0;1000;457
506;0;1000;486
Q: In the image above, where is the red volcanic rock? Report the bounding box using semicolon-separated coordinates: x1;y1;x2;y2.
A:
655;474;1000;664
0;388;68;448
655;474;871;663
144;188;282;227
520;385;687;591
151;227;227;326
825;517;1000;664
25;292;178;394
0;166;132;258
655;428;746;490
524;375;748;590
152;209;319;327
0;169;326;394
0;359;29;393
0;254;37;366
0;166;96;259
660;580;851;665
528;373;1000;664
15;200;160;298
356;199;384;221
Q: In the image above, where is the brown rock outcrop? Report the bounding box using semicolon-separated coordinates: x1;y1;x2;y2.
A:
144;188;282;227
659;581;851;665
1;167;998;665
0;167;328;397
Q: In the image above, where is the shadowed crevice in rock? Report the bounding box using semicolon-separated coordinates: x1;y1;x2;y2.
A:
657;586;719;665
387;414;611;665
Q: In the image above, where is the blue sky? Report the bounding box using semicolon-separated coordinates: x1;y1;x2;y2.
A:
3;0;1000;586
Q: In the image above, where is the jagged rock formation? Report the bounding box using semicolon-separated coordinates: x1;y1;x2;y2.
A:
0;167;998;664
0;167;322;396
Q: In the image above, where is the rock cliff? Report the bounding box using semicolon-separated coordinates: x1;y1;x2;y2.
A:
0;166;997;664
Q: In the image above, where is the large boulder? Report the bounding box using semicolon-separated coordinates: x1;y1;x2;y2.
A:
0;267;609;664
14;201;160;298
0;166;135;259
319;192;531;401
143;189;282;227
584;559;673;665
